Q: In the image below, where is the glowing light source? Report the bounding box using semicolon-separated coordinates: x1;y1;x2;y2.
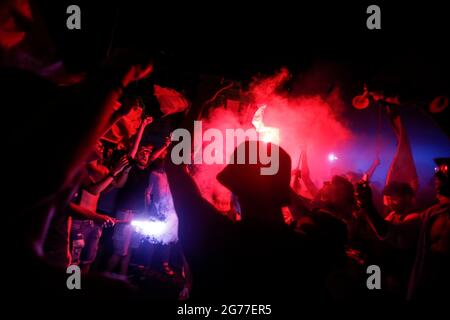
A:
131;219;167;239
259;127;279;143
328;153;338;162
252;105;280;144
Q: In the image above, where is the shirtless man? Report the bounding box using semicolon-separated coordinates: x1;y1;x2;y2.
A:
356;158;450;300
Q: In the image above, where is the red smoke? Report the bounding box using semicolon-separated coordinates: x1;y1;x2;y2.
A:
192;69;352;210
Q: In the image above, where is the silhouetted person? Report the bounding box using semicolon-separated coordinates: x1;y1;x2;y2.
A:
378;182;418;298
2;0;153;298
166;141;326;301
290;176;366;299
356;157;450;300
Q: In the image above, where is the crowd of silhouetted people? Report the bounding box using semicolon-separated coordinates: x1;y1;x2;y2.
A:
2;0;449;303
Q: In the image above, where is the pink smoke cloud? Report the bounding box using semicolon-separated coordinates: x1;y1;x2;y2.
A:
191;68;352;210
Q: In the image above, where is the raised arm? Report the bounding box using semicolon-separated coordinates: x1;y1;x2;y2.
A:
149;137;172;163
165;159;223;227
365;157;381;180
112;166;132;189
17;51;154;256
128;116;154;159
85;155;129;195
356;181;420;248
61;52;154;184
356;181;389;238
289;188;313;219
164;96;232;254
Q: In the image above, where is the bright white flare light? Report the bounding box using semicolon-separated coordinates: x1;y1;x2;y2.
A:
252;105;280;144
131;219;167;238
328;153;338;162
259;127;279;143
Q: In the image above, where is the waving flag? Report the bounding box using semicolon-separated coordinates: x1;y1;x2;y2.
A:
386;110;419;191
154;85;189;116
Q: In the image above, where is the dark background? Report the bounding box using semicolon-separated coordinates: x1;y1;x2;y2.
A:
35;0;450;196
37;1;449;94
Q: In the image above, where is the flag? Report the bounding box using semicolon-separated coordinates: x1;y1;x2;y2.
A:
386;110;419;191
154;85;189;116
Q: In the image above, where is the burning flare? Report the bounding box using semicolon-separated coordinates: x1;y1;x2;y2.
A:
252;105;279;144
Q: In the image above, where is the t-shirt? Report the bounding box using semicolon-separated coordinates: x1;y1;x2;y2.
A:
148;169;179;243
115;166;152;212
148;170;176;218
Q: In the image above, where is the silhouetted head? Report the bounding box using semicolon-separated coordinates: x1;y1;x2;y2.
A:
319;175;355;220
434;157;450;197
344;171;362;186
383;181;415;214
217;141;291;223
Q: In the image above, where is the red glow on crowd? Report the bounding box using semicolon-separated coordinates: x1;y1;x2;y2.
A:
191;69;351;210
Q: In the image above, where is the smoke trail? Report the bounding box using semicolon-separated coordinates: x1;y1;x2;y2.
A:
191;68;352;211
